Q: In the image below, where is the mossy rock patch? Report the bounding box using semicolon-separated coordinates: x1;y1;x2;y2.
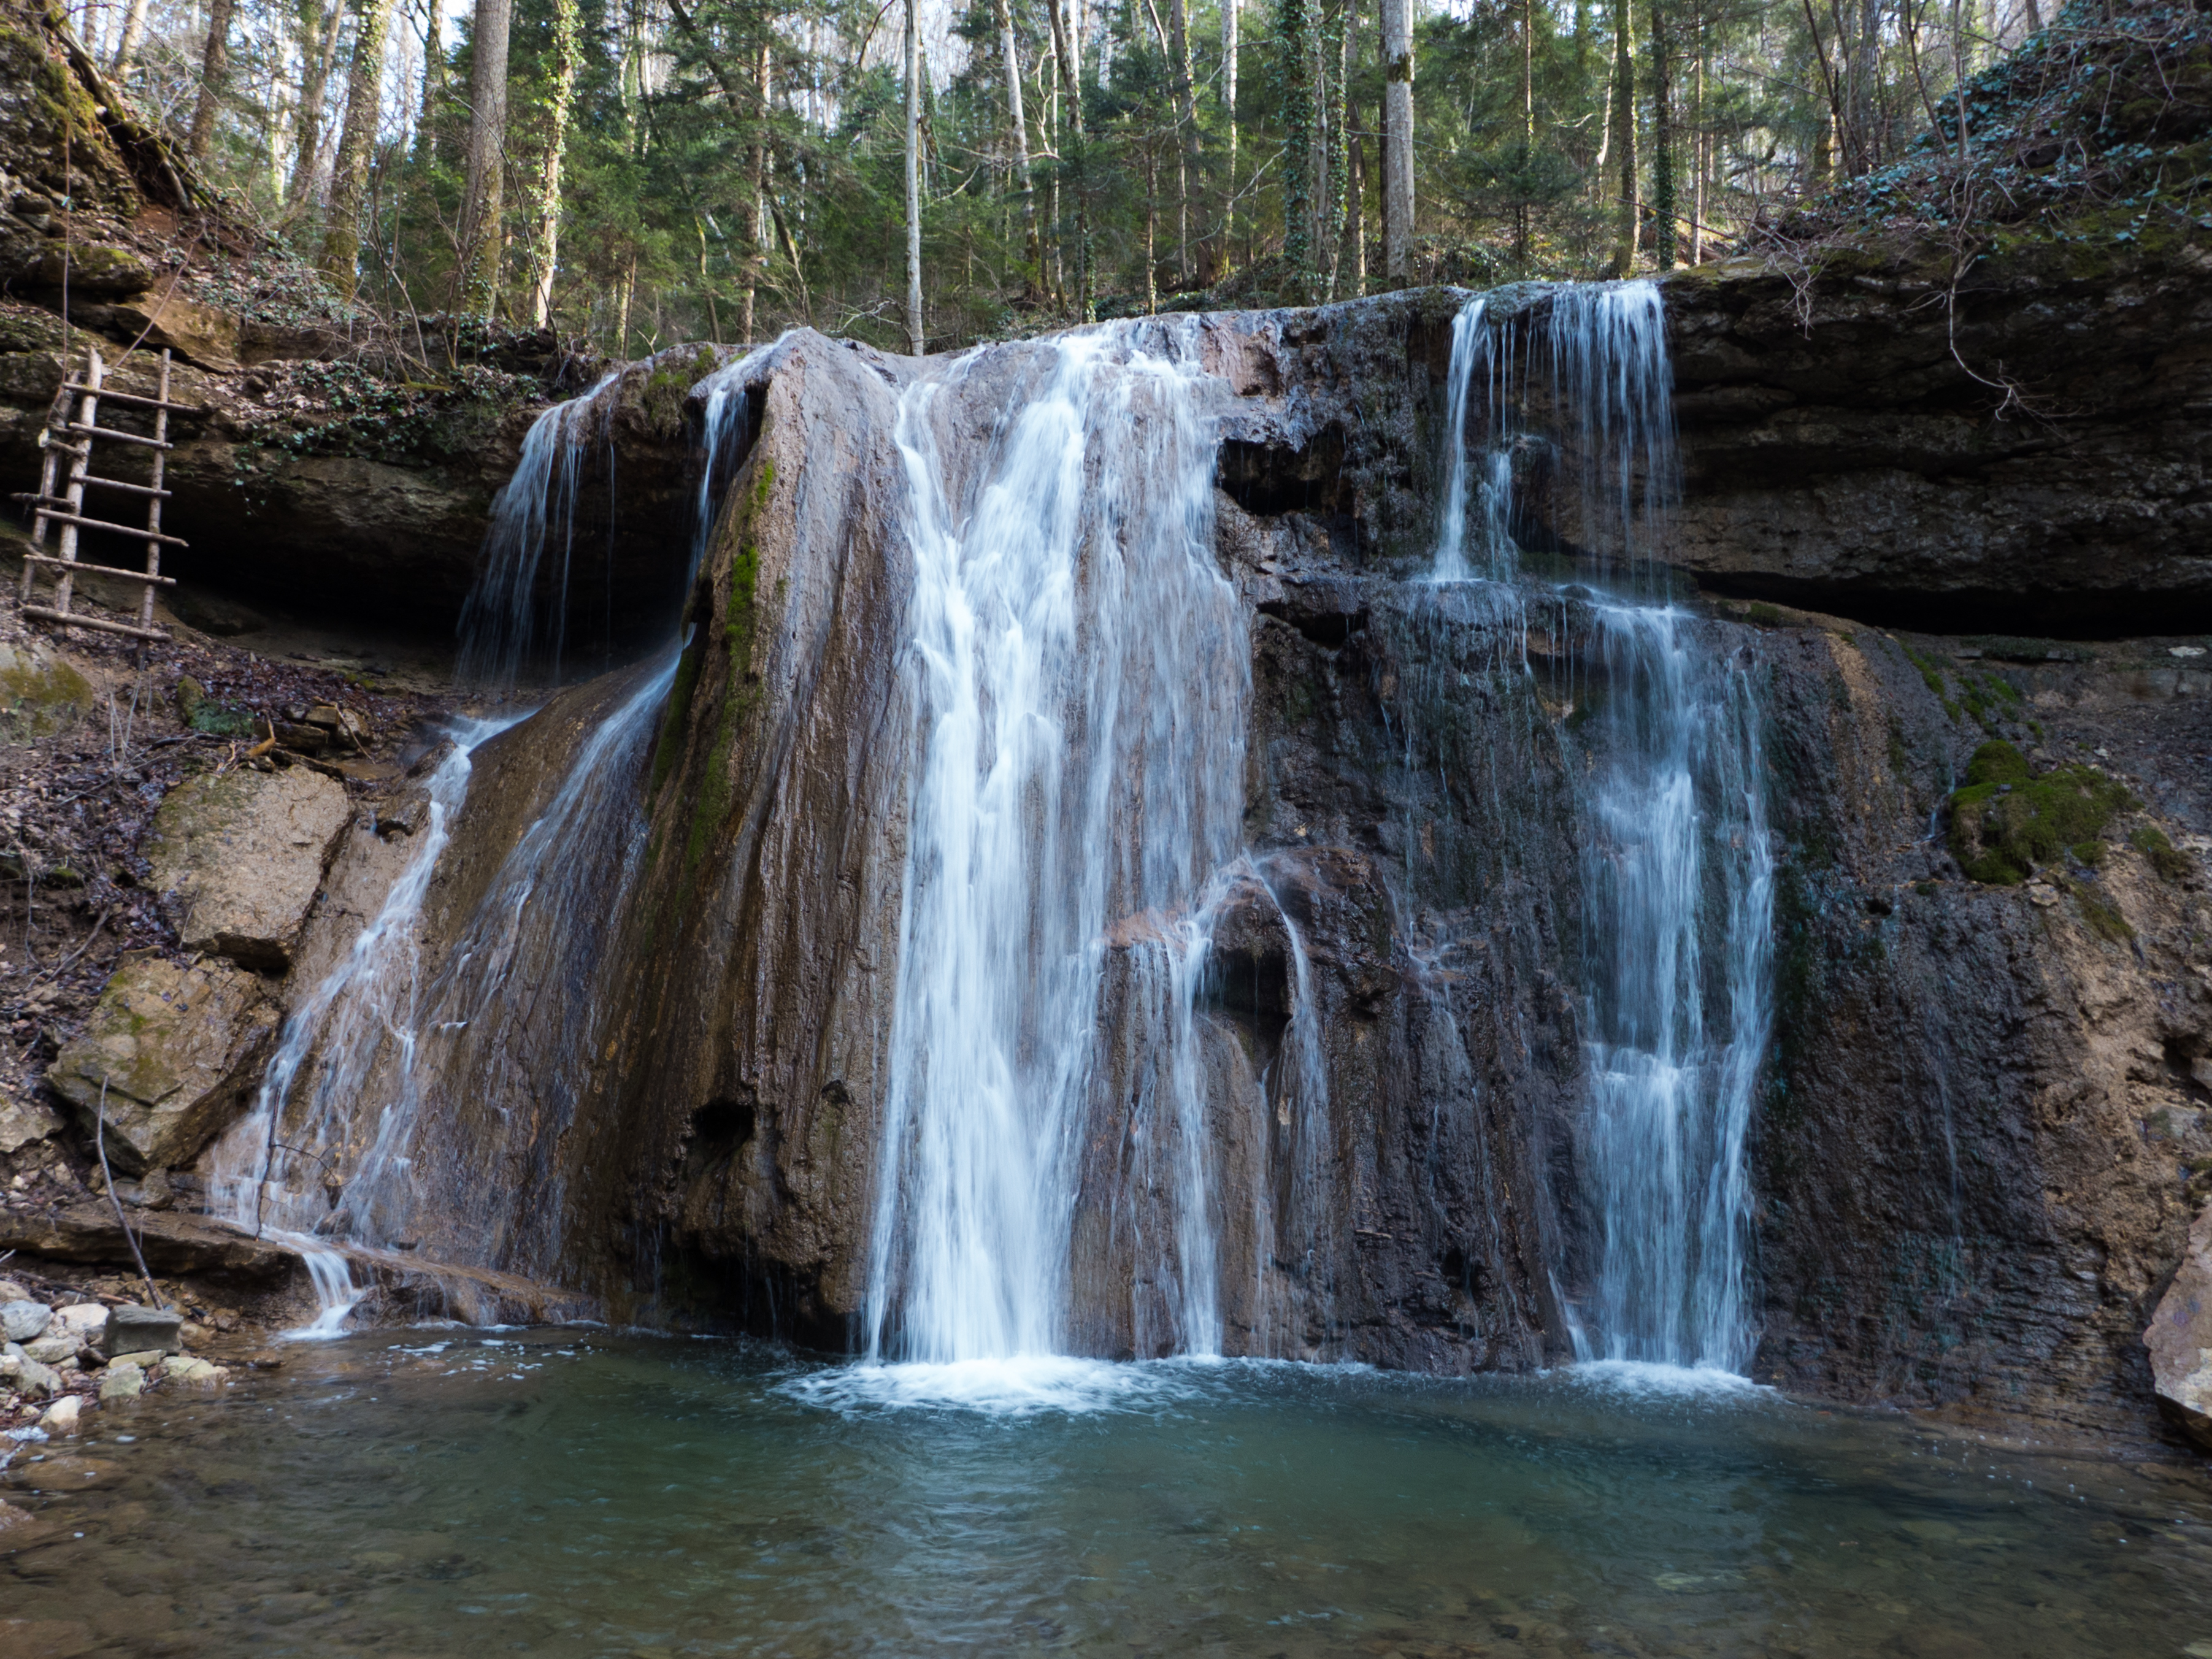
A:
1947;740;2136;886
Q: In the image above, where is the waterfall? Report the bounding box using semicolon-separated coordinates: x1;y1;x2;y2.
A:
207;716;515;1331
858;323;1247;1371
456;372;619;693
1427;282;1775;1375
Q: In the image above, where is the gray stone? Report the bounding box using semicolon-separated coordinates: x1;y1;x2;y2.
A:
101;1304;183;1358
2149;1205;2212;1450
0;1300;50;1343
44;957;278;1174
21;1334;78;1365
142;765;353;971
98;1360;144;1401
52;1304;106;1338
14;1352;61;1399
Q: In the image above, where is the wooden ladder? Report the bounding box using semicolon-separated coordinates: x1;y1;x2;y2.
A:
17;345;182;644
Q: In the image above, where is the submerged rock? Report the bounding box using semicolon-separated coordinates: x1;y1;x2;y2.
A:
2148;1206;2212;1450
36;1395;82;1435
44;957;278;1173
144;766;352;971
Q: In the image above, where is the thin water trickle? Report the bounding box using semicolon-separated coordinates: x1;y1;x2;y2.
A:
861;321;1247;1371
207;715;518;1330
1420;281;1775;1374
456;373;619;694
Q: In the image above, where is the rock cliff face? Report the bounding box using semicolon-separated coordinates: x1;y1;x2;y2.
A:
39;238;2195;1447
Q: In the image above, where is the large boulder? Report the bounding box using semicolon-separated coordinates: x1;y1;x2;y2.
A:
0;638;93;738
144;765;351;970
44;956;277;1172
2148;1205;2212;1451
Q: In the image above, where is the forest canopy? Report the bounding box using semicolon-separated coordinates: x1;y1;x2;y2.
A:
37;0;2137;356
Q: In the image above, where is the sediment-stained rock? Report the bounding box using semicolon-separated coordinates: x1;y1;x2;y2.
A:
144;766;351;971
2148;1205;2212;1449
45;957;277;1171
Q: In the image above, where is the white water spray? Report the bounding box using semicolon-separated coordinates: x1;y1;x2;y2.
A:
859;323;1246;1371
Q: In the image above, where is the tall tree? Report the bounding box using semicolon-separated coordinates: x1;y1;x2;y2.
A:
1379;0;1412;278
1045;0;1091;317
1166;0;1199;284
282;0;342;223
187;0;239;159
320;0;399;297
991;0;1038;289
740;32;770;339
110;0;150;77
1277;0;1317;288
525;0;582;326
905;0;924;352
455;0;517;312
1221;0;1238;248
1649;0;1675;267
1609;0;1638;275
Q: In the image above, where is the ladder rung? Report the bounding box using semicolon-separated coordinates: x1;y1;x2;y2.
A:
30;508;186;546
63;382;191;413
66;423;171;451
79;476;171;499
21;605;169;642
23;554;177;586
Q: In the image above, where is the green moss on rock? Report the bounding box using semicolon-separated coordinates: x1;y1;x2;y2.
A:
1947;740;2136;885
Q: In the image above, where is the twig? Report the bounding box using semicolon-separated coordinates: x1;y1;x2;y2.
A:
94;1076;164;1309
34;905;111;982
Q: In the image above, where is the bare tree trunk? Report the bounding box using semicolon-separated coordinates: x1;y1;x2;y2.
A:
319;0;399;298
905;0;924;353
110;0;150;77
993;0;1038;296
454;0;515;314
1045;0;1091;318
1166;0;1199;285
188;0;239;160
416;0;443;162
741;35;769;339
1649;0;1673;267
1221;0;1238;251
1341;99;1365;296
1379;0;1413;280
524;0;580;326
1610;0;1638;276
1691;10;1705;262
281;0;334;220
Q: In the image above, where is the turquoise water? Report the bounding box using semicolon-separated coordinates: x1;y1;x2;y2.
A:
5;1330;2211;1657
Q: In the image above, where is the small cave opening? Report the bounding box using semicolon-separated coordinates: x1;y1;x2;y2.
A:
1218;426;1350;516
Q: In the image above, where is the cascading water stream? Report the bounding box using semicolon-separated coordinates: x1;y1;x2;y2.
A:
857;323;1248;1382
1426;282;1775;1376
457;372;619;695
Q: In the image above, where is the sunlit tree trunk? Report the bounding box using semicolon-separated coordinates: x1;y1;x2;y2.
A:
188;0;239;159
1649;0;1674;268
1045;0;1091;318
524;0;580;327
455;0;515;313
1221;0;1238;251
110;0;150;77
1610;0;1638;276
1166;0;1199;285
741;34;769;339
1379;0;1412;280
992;0;1038;293
319;0;399;299
281;0;337;222
905;0;924;353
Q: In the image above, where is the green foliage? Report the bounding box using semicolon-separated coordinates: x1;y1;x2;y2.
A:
2130;823;2195;881
1946;740;2137;885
